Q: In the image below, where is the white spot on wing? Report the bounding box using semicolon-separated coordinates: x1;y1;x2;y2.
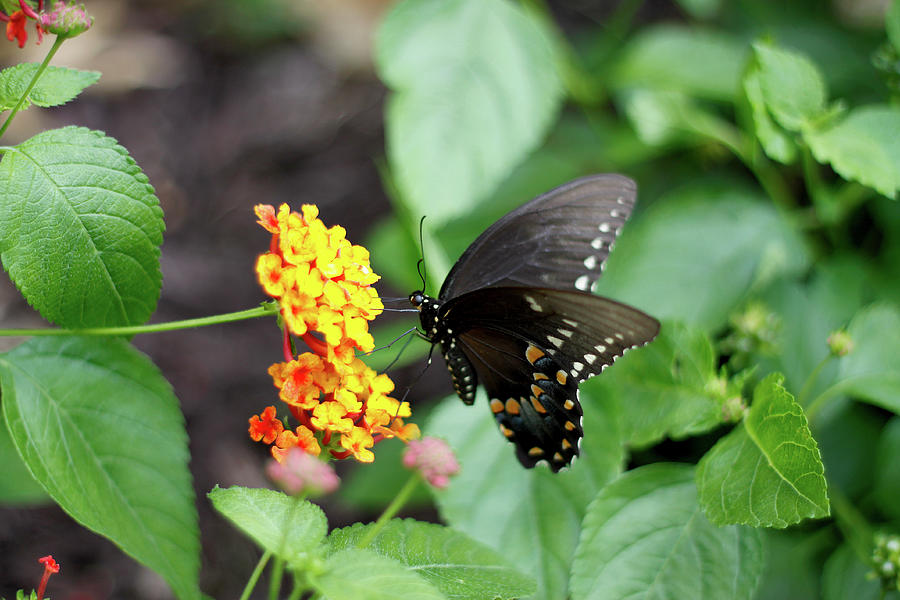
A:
584;256;598;270
585;353;597;364
598;223;611;233
575;275;590;291
591;238;604;250
524;295;543;312
595;344;606;353
610;209;624;218
547;336;563;348
562;318;578;328
559;329;573;338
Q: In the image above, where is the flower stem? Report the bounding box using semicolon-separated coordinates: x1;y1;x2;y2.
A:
798;353;833;409
268;557;285;600
356;473;420;549
239;550;272;600
0;303;278;337
0;35;65;139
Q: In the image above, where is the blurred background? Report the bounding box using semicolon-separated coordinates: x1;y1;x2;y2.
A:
0;0;895;598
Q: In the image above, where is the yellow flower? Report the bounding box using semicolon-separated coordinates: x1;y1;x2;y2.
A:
340;427;375;463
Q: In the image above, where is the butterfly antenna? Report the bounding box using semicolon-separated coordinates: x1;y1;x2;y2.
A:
363;326;418;361
416;215;428;290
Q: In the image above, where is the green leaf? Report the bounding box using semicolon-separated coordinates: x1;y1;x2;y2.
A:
327;519;535;600
806;105;900;198
0;126;164;328
874;417;900;522
888;0;900;55
755;529;833;599
316;548;446;600
0;337;199;600
610;25;747;101
0;64;101;112
752;42;828;131
570;463;764;600
815;399;883;502
822;544;886;600
0;416;49;504
582;321;722;448
376;0;562;225
696;373;829;528
619;89;711;147
428;391;622;600
208;486;327;569
594;184;808;331
742;64;798;164
825;304;900;413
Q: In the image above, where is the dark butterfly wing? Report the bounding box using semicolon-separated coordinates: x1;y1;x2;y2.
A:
439;174;636;301
441;286;660;471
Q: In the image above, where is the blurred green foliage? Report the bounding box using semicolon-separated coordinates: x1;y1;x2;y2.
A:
354;0;900;598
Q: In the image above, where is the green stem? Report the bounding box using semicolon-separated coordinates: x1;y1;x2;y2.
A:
287;572;309;600
0;304;278;337
268;557;285;600
0;36;65;139
805;385;840;423
798;353;833;410
829;485;874;564
239;550;272;600
356;473;421;549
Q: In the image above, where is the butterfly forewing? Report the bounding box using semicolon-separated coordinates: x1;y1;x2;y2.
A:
439;174;636;300
440;287;660;471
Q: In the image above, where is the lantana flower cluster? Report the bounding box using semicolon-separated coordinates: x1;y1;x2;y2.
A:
249;203;419;465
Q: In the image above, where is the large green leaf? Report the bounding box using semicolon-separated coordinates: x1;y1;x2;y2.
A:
806;106;900;198
315;548;446;600
0;337;199;600
208;486;327;570
376;0;562;224
822;544;888;600
594;184;808;331
0;416;48;504
874;417;900;523
696;374;829;528
0;126;164;327
0;63;100;111
428;390;622;600
581;321;722;448
609;25;747;101
570;463;764;600
328;519;535;600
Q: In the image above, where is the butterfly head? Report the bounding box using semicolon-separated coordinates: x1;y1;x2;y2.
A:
408;290;426;310
409;290;444;340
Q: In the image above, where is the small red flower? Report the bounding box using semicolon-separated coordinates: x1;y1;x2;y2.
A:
248;406;283;444
5;10;28;47
36;554;59;600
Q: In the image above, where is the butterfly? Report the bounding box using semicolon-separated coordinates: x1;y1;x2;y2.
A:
409;174;660;472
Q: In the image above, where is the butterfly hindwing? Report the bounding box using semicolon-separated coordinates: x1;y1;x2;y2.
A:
439;286;660;470
458;326;583;471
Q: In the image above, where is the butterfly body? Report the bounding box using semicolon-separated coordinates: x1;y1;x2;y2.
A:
410;175;660;472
